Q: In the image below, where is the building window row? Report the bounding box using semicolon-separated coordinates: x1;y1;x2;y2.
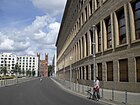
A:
67;2;140;62
76;57;140;83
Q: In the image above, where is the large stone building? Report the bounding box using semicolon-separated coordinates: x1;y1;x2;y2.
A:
56;0;140;93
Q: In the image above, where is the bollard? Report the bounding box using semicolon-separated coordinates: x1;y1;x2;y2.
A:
102;88;104;98
125;90;127;104
112;89;114;101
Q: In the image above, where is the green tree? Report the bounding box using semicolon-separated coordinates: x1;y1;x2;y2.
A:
32;70;36;77
1;66;7;75
26;69;31;77
48;65;53;76
14;63;19;75
22;70;25;76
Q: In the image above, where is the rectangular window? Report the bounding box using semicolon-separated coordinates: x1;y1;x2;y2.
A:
98;63;102;81
79;40;81;59
85;7;88;20
97;24;101;52
119;59;128;82
117;8;126;44
86;65;89;80
105;16;112;48
91;64;93;80
82;66;85;79
90;30;93;54
132;1;140;40
80;67;81;79
82;37;85;58
107;61;113;81
136;57;140;82
89;0;92;15
85;33;88;56
96;0;100;8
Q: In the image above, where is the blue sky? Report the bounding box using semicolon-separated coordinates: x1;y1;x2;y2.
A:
0;0;66;64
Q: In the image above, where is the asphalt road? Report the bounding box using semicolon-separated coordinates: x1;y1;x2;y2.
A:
0;78;103;105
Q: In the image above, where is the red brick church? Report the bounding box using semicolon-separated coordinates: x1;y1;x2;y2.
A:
37;53;48;77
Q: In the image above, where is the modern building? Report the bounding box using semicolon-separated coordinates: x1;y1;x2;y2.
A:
0;53;39;77
0;53;17;75
17;56;39;77
56;0;140;93
37;53;48;77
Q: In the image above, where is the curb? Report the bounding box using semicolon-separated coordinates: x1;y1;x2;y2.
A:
51;78;120;105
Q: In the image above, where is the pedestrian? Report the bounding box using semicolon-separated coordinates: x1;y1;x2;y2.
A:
93;77;100;101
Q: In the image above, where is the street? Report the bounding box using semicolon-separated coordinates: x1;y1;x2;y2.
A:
0;78;104;105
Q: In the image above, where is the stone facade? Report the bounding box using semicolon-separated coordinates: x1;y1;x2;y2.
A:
56;0;140;93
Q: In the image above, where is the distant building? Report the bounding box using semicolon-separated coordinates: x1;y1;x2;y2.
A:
0;53;17;75
0;53;39;77
52;52;57;77
37;53;48;77
17;56;39;77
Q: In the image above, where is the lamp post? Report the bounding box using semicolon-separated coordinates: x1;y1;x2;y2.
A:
92;25;96;82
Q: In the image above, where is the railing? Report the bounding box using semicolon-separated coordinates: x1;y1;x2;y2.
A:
0;77;34;87
53;77;140;105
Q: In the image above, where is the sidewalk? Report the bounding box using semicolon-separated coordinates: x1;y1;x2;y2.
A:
51;77;124;105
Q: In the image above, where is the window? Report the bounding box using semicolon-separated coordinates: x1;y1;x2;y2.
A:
132;1;140;40
91;64;93;80
119;59;128;82
96;0;100;8
85;7;88;20
86;65;89;80
85;33;88;56
105;16;112;48
90;30;93;54
107;61;113;81
82;66;85;79
97;24;101;52
136;57;140;82
89;0;92;15
82;37;85;58
80;67;82;79
117;8;126;44
98;63;102;81
79;40;81;59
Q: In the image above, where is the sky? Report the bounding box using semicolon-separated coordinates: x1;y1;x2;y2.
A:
0;0;67;64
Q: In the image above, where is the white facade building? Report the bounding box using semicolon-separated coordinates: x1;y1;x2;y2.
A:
17;56;38;77
0;53;17;75
0;53;38;77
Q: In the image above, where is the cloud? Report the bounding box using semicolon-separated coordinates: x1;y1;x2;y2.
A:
0;14;60;63
0;0;67;64
32;0;66;16
0;38;14;50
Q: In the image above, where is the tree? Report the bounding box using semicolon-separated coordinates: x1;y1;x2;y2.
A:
22;70;25;76
14;63;21;77
1;66;7;76
26;69;31;77
32;70;36;77
48;65;53;76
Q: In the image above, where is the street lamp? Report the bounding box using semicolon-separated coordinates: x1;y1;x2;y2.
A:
92;25;96;82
